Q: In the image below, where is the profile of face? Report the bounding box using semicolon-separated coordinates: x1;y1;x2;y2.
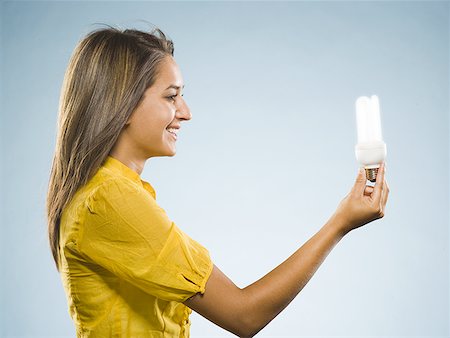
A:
119;55;192;160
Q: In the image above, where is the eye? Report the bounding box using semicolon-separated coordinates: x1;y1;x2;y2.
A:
167;93;184;102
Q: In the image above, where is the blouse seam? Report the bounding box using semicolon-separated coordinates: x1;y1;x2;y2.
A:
78;177;136;255
199;256;214;295
160;301;171;333
102;167;143;189
63;245;89;336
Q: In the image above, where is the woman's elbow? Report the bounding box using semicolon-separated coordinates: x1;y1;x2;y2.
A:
236;324;258;338
234;306;266;337
236;320;264;338
224;312;258;337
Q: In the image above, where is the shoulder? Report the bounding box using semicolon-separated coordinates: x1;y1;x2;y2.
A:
86;177;145;212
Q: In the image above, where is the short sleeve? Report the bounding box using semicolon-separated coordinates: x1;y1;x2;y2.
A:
79;178;213;303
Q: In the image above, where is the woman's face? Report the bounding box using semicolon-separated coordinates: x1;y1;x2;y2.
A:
123;55;191;159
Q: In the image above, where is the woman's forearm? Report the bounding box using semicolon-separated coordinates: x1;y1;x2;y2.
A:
241;216;347;336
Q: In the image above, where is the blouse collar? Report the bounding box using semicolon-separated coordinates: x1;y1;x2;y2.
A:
103;155;142;183
102;155;156;198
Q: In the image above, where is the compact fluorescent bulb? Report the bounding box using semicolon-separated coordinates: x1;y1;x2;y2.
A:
355;95;387;182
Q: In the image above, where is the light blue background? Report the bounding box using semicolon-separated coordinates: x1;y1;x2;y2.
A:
1;1;449;337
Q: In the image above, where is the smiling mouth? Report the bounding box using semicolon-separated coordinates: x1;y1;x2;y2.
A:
167;129;178;140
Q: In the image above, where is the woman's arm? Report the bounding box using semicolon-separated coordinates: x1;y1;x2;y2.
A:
184;217;346;337
184;164;389;337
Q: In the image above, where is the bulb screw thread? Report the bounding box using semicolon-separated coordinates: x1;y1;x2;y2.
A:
365;167;379;182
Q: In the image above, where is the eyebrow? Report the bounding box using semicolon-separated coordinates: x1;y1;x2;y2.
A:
165;84;185;90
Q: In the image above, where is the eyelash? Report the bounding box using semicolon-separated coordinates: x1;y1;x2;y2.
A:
168;94;184;102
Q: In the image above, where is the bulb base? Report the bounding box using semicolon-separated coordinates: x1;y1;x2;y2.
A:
365;167;379;182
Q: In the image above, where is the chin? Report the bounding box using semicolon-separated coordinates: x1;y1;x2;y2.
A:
148;148;176;158
166;148;176;157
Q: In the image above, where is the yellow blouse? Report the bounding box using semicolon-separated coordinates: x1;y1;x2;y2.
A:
58;155;213;337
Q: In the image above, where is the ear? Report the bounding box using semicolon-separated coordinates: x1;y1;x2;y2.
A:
124;115;133;127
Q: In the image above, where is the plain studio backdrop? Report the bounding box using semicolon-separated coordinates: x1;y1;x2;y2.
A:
0;1;448;337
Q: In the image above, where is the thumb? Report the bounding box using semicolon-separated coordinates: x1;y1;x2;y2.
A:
351;167;367;196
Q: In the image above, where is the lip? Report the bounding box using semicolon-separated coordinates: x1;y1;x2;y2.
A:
167;129;178;140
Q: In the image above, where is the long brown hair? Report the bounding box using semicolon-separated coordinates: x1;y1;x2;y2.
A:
46;25;174;271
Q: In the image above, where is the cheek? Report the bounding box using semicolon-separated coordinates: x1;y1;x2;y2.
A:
131;102;176;137
128;111;156;141
163;109;177;126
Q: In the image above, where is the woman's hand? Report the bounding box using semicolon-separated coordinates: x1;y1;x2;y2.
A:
331;162;390;235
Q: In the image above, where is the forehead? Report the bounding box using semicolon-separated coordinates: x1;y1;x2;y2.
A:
155;56;184;90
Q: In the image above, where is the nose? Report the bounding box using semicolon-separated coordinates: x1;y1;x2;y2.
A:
176;96;192;121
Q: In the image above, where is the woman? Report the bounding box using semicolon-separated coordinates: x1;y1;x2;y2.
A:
47;26;389;337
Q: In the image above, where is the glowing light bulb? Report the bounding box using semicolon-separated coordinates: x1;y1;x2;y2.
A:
355;95;387;182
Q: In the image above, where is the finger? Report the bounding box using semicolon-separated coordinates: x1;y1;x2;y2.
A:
364;186;374;196
352;167;368;196
371;162;385;204
378;178;389;217
381;178;390;208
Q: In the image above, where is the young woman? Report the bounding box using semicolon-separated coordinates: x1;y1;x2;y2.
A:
47;26;389;338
